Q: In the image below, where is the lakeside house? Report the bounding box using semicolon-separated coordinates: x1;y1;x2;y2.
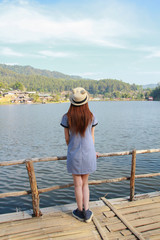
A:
2;90;35;104
148;96;153;101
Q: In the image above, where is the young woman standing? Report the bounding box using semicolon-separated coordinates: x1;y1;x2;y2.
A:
61;87;98;223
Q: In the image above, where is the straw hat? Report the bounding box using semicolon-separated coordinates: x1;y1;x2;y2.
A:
69;87;89;106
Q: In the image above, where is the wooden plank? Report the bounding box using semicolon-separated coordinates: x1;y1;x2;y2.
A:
120;203;160;215
109;191;160;206
125;209;160;221
0;217;76;236
150;235;160;240
142;228;160;238
101;197;145;240
129;215;160;227
4;223;99;240
0;221;97;239
115;196;160;209
0;194;160;240
106;231;136;240
136;222;160;233
92;216;109;240
0;210;101;237
0;210;33;224
120;228;137;237
104;216;160;233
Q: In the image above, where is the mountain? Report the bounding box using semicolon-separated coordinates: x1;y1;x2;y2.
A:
0;64;139;94
0;64;83;81
142;84;158;89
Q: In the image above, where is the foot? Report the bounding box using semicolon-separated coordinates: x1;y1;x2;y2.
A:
84;209;93;223
72;208;84;222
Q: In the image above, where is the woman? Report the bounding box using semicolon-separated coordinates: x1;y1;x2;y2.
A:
60;87;98;223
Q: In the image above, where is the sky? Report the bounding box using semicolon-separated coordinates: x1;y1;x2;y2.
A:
0;0;160;85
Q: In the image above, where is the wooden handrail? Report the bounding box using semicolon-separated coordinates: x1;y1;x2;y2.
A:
0;148;160;166
0;148;160;216
130;149;136;201
1;173;160;199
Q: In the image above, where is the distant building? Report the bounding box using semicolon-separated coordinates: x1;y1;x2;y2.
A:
148;96;153;101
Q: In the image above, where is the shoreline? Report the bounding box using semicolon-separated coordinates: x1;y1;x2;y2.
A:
0;99;152;106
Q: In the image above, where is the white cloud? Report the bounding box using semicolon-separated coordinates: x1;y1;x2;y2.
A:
146;50;160;58
39;50;74;58
0;47;23;57
4;62;19;65
137;71;160;75
0;0;141;48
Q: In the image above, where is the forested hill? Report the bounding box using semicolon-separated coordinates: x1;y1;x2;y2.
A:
0;64;83;80
0;64;139;94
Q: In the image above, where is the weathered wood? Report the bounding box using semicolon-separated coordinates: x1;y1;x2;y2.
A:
0;193;160;240
136;149;160;154
101;197;145;240
26;161;41;217
0;148;160;166
38;176;130;194
119;202;160;214
135;172;160;179
92;216;109;240
38;183;74;194
0;190;31;198
121;206;160;218
1;173;160;199
0;156;67;166
130;149;136;201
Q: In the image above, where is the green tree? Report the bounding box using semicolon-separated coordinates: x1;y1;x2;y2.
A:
29;94;40;103
151;86;160;100
136;92;144;99
12;81;25;91
0;82;6;89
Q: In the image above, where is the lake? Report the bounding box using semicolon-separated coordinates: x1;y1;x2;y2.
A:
0;101;160;214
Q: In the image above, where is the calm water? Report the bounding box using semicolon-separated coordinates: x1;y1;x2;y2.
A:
0;101;160;214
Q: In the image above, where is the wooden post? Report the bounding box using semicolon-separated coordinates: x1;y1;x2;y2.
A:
26;160;41;217
130;149;136;201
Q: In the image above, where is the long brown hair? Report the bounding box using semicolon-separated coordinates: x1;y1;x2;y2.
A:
67;103;93;136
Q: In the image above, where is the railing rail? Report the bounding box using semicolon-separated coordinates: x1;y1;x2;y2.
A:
0;148;160;217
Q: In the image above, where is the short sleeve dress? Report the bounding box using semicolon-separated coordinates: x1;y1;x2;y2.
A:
60;113;98;175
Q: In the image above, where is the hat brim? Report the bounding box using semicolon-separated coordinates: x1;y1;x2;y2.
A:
69;94;89;106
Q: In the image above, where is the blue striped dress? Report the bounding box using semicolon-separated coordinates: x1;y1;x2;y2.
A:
61;114;98;175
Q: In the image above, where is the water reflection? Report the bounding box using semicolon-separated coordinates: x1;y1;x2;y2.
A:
0;101;160;214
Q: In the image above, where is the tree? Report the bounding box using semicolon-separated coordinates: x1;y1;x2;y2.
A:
29;94;40;103
12;81;25;91
151;86;160;100
0;82;6;89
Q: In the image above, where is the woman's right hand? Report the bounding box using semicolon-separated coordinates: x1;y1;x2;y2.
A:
96;152;99;158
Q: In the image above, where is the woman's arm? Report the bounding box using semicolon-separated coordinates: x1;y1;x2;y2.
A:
64;128;70;145
92;126;99;158
91;127;95;144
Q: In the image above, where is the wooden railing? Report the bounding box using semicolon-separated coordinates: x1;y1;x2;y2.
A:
0;148;160;217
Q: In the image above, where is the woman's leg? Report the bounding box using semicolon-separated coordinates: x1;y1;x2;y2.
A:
82;174;89;210
72;174;83;211
82;174;93;222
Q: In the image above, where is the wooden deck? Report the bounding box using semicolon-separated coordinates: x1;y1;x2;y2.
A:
0;192;160;240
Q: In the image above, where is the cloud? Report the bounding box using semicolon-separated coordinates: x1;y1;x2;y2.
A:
0;0;140;48
39;50;74;58
146;50;160;58
137;71;160;75
0;47;23;57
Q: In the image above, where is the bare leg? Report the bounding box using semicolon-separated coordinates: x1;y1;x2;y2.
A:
72;174;83;211
82;174;89;210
